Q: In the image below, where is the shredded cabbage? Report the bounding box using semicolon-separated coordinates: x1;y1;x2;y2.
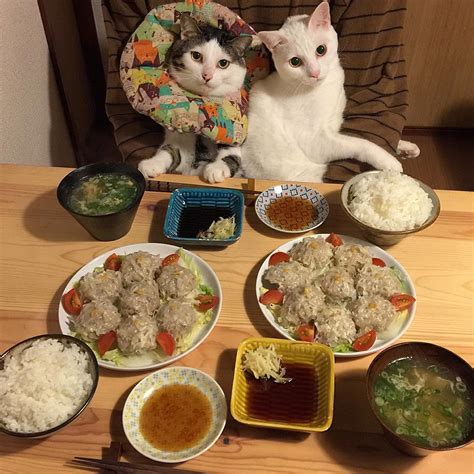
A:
242;344;291;383
197;215;236;240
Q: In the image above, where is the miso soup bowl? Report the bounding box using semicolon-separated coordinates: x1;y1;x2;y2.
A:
57;162;145;241
367;342;474;456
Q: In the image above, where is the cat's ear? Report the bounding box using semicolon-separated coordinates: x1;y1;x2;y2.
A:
309;1;331;31
229;35;252;57
258;31;288;52
179;12;201;40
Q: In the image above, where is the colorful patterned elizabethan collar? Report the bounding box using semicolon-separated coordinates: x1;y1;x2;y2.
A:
120;0;271;146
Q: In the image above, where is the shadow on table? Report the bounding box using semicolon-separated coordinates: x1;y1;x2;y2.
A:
46;275;70;334
317;369;421;472
23;190;92;242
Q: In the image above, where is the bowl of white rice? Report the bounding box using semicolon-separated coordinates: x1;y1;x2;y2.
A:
0;334;98;438
341;171;440;246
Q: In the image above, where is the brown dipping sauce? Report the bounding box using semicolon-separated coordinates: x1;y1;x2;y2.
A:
139;384;212;451
266;196;316;231
246;362;317;423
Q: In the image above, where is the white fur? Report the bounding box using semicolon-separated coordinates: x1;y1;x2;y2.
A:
397;139;421;159
205;3;403;182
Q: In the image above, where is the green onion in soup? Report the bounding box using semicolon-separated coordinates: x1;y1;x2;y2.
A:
374;358;473;448
68;174;138;216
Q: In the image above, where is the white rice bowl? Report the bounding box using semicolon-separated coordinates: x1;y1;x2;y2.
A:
0;337;96;434
348;171;434;231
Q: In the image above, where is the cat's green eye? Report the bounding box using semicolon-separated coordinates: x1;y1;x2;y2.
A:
218;59;230;69
289;57;302;67
316;44;327;56
190;51;202;61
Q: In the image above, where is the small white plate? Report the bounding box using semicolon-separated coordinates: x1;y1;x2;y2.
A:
256;234;416;358
58;243;222;371
123;367;227;463
255;184;329;233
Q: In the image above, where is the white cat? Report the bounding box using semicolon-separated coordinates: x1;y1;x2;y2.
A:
138;13;251;179
203;2;418;184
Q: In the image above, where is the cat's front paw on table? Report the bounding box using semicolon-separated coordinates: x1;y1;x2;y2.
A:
203;161;231;184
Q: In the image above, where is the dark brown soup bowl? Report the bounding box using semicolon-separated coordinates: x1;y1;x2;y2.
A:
367;342;474;456
57;162;145;241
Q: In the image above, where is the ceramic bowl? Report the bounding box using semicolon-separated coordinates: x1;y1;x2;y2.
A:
231;337;334;432
57;162;145;241
340;171;440;246
255;184;329;233
123;367;227;463
164;187;244;246
367;342;474;456
0;334;99;438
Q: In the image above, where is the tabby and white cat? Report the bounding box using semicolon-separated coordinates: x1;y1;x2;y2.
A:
203;2;419;184
138;13;251;179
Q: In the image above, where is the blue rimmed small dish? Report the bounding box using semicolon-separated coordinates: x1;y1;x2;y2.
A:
255;184;329;233
164;187;244;246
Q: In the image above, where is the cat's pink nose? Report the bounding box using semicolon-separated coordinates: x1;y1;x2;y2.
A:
310;70;320;79
202;72;213;82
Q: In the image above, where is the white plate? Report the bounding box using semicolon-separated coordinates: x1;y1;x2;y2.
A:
255;234;416;357
123;367;227;463
59;243;222;371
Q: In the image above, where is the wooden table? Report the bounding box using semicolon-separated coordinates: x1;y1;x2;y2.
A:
0;164;472;473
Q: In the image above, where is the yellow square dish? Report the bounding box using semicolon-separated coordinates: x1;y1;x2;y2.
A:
230;337;335;432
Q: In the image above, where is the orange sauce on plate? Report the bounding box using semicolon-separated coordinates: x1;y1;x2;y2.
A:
266;196;316;231
139;384;212;451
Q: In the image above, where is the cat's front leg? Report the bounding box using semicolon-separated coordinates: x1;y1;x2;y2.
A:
397;139;420;159
321;132;403;172
138;148;173;178
203;146;242;184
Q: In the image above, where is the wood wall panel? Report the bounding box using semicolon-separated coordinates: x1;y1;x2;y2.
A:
404;0;474;127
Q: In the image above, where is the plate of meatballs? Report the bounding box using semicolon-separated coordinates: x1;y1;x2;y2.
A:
59;243;222;370
256;233;416;357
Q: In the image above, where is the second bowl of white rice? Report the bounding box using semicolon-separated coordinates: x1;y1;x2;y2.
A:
0;334;98;438
341;171;440;246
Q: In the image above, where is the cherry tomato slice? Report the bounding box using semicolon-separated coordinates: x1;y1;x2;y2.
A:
162;253;180;267
259;289;284;305
269;252;290;266
62;288;82;315
104;253;121;271
326;232;343;247
390;293;416;311
296;323;315;342
97;331;117;356
372;257;386;267
156;332;175;356
352;329;376;352
195;294;219;312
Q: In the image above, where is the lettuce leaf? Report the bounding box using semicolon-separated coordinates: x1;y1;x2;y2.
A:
332;342;354;353
177;248;203;286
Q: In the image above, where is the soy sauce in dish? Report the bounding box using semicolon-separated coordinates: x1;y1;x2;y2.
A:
266;196;316;231
178;206;233;238
246;362;317;423
139;384;212;451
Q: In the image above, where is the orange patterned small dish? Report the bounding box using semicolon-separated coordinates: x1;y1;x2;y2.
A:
255;184;329;233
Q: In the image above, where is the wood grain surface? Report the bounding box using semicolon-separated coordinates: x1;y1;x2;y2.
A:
0;165;472;473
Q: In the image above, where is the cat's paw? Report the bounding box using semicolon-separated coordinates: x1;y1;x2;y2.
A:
138;154;171;178
203;161;231;184
397;139;421;159
380;158;403;173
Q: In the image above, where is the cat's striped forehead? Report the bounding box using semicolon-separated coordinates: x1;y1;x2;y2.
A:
169;26;244;63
